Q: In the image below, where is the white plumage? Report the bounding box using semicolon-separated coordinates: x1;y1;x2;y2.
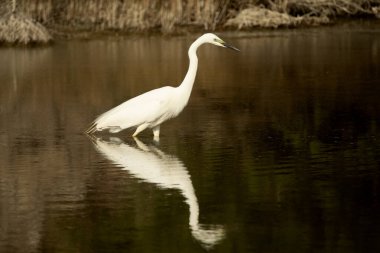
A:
86;33;239;138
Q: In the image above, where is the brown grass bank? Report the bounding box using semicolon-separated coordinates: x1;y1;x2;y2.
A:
226;0;380;29
0;0;51;44
20;0;240;33
1;0;380;44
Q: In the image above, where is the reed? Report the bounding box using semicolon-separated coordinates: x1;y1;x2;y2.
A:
18;0;243;33
1;0;379;40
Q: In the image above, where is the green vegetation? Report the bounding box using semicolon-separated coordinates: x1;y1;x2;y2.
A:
1;0;379;44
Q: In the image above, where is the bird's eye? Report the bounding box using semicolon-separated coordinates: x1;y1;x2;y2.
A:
214;38;223;44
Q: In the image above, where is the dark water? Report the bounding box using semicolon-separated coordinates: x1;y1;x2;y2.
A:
1;23;380;252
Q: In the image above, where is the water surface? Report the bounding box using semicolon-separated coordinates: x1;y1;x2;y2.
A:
1;23;380;252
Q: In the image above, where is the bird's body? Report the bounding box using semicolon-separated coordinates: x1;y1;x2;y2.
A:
86;33;239;138
88;86;183;135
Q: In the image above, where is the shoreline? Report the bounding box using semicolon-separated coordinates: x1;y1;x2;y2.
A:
1;0;380;45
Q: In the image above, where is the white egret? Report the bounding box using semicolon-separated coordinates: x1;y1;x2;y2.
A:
86;33;239;137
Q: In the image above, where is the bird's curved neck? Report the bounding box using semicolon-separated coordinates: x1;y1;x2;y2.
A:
177;39;202;101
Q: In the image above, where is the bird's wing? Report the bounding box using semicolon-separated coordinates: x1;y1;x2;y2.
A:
93;86;175;131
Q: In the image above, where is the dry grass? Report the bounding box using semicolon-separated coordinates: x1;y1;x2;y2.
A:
19;0;240;33
225;6;330;29
226;0;380;29
0;0;52;45
1;0;379;37
0;12;52;44
285;0;378;16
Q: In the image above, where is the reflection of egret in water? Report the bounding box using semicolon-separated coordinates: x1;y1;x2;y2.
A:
91;136;225;249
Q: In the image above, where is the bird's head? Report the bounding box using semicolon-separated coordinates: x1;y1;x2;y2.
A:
202;33;240;52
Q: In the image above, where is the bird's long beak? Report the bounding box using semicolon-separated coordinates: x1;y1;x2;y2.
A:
222;42;240;52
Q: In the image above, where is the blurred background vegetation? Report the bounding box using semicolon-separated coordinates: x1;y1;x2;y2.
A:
1;0;380;44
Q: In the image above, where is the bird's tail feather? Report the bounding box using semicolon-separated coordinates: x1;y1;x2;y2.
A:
85;122;98;134
85;121;123;134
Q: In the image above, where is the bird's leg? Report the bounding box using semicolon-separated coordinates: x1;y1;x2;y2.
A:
133;137;150;151
133;123;148;137
152;125;160;138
